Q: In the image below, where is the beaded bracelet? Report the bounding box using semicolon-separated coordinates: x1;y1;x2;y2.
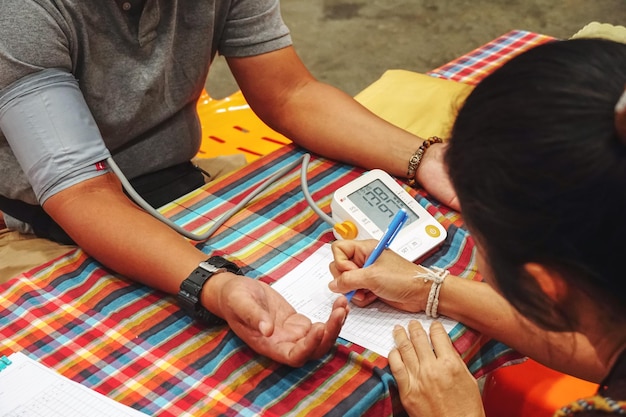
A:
406;136;443;187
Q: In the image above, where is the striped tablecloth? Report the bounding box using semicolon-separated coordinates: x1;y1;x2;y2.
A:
0;30;553;416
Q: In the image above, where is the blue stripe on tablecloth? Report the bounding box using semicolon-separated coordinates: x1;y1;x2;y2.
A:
238;354;385;416
467;337;516;375
48;256;104;292
139;314;191;344
188;332;249;374
333;368;393;416
94;285;153;314
241;363;321;408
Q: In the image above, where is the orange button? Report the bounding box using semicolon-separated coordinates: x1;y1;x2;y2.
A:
334;221;358;240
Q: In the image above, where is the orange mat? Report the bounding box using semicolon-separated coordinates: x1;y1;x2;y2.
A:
482;359;598;417
196;90;291;162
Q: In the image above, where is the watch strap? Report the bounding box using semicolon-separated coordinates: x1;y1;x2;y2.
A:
178;256;242;325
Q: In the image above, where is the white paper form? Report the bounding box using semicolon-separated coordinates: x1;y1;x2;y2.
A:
272;244;458;358
0;352;147;417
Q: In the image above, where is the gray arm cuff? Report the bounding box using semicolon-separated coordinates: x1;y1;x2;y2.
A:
0;69;111;204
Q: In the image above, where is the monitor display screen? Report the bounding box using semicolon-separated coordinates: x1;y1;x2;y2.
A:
347;179;419;231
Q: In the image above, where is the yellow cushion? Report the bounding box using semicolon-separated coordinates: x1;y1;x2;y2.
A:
354;70;474;140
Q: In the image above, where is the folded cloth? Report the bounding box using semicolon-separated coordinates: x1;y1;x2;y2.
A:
192;154;247;181
354;70;474;140
570;22;626;43
0;228;75;284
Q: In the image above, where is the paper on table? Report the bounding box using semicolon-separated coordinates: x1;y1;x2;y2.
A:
0;351;147;417
272;244;458;357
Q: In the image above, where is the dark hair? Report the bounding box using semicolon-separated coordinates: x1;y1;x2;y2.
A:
446;38;626;331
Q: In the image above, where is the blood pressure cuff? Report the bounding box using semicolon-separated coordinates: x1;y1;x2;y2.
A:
0;68;111;205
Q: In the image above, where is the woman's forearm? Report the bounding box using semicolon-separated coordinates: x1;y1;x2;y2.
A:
439;276;605;381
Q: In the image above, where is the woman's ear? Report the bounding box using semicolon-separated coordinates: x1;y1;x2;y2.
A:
523;262;568;302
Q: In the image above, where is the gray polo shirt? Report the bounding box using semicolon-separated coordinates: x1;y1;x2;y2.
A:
0;0;291;205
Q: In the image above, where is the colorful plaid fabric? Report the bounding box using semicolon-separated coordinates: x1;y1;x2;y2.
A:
430;29;554;84
0;30;553;416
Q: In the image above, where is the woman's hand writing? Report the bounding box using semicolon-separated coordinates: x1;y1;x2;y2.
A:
328;239;431;312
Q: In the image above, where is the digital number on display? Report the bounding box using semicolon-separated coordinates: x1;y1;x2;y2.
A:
347;179;419;230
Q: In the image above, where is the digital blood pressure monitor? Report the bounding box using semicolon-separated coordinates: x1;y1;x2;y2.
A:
331;169;446;262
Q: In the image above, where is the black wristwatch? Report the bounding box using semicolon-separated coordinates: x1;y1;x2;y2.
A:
178;256;242;325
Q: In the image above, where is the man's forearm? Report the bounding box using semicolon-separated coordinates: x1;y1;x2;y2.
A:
263;79;421;178
227;48;421;179
42;173;206;295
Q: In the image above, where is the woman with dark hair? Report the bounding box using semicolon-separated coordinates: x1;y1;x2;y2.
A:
329;38;626;416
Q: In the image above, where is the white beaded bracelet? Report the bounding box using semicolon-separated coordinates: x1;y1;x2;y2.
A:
415;265;450;318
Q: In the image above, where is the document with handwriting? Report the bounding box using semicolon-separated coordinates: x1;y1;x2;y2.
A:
0;351;147;417
272;244;458;357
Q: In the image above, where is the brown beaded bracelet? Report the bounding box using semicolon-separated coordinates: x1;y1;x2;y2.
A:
406;136;443;187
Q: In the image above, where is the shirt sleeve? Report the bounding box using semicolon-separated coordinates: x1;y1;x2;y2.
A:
0;0;73;90
218;0;292;57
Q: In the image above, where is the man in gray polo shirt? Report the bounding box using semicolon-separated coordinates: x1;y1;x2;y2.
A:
0;0;454;365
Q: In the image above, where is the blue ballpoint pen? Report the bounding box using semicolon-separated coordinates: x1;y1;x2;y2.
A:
345;208;409;302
